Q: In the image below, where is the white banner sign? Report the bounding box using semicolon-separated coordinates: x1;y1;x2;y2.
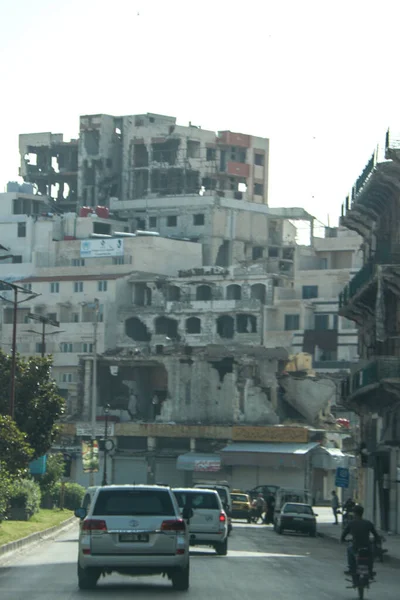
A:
80;238;124;258
194;460;221;472
76;422;115;437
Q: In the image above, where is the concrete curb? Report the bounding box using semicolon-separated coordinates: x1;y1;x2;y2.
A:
0;515;76;558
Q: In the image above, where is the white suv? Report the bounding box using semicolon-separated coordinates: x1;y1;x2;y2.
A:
74;485;191;591
173;488;228;555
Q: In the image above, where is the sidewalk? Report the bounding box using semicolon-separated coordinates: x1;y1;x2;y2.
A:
316;506;400;564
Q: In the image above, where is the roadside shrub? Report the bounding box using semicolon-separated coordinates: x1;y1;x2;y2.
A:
0;466;12;522
9;478;41;516
52;482;85;510
35;453;65;507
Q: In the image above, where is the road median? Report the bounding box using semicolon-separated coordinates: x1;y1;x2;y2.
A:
0;510;75;558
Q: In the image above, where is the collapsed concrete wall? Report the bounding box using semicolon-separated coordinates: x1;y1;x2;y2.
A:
279;373;337;425
93;345;286;426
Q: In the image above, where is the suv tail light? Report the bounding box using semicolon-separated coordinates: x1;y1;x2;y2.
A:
219;513;226;523
161;519;186;532
82;519;107;532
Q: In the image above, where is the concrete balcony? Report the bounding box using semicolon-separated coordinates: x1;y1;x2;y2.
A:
339;254;400;318
342;356;400;408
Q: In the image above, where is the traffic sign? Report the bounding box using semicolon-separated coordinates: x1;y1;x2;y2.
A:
335;467;350;488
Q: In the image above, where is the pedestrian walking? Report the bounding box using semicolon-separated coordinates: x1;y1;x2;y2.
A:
331;490;340;525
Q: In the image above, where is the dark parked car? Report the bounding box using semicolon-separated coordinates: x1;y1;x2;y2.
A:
275;502;317;537
246;485;279;500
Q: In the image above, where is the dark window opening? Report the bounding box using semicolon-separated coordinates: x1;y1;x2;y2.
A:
193;213;205;226
282;247;294;260
152;139;180;165
254;183;264;196
196;285;212;301
136;217;146;230
149;216;157;228
134;283;152;306
216;315;234;339
319;349;338;361
302;285;318;299
125;317;152;342
315;314;329;331
93;222;111;235
285;314;300;330
254;153;264;166
18;222;26;238
186;317;201;334
226;284;241;300
251;283;266;303
166;285;181;301
236;314;257;333
12;255;22;263
268;247;279;257
215;241;230;267
133;143;149;167
167;215;177;227
155;316;179;338
206;147;216;161
252;246;263;260
187;140;200;158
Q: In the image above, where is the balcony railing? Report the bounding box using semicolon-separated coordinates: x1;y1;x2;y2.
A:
343;356;400;398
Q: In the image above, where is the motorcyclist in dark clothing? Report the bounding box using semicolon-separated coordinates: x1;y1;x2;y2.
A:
341;504;380;582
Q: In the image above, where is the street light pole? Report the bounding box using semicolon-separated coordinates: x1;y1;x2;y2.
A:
90;299;100;486
102;404;110;486
26;313;60;357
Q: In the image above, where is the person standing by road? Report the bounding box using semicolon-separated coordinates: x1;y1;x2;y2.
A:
331;490;340;525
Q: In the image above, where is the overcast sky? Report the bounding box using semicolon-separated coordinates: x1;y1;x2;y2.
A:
1;0;399;230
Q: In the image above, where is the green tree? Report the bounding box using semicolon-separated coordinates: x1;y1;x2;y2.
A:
0;415;33;475
0;351;65;458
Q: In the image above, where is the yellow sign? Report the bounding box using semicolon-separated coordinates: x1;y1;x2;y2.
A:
82;440;99;473
232;426;308;443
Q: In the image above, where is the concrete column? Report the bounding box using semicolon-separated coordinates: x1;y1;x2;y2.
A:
147;437;156;451
190;438;196;452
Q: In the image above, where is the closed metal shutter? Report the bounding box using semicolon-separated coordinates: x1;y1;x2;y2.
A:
155;458;185;487
112;457;148;484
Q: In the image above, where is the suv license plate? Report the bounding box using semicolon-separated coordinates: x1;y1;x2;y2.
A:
119;533;149;543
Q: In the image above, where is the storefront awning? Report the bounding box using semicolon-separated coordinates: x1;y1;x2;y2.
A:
220;442;320;468
176;453;221;472
312;447;355;470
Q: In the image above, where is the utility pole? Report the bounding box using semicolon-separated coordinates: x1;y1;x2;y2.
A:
0;280;40;418
26;313;61;356
90;299;100;486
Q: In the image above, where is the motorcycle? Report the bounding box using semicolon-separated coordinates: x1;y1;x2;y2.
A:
346;547;374;600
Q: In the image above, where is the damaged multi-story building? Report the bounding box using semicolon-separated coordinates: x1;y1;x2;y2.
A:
339;131;400;533
1;113;358;498
19;113;270;212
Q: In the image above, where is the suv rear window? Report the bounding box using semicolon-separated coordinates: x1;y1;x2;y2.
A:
174;491;219;510
93;490;175;516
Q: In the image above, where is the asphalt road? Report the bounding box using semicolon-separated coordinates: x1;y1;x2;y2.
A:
0;521;398;600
